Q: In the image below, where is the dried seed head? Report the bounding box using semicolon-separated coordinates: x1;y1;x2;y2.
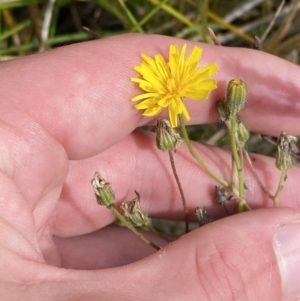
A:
215;186;232;216
121;191;148;227
276;131;297;172
155;119;183;151
215;186;229;205
216;98;230;122
91;172;115;207
226;79;247;113
195;206;213;226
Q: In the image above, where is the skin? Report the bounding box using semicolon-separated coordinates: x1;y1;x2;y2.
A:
1;33;300;300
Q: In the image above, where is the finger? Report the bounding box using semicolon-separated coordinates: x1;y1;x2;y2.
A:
114;208;299;301
14;208;300;301
53;225;169;269
0;109;68;224
54;130;300;237
1;34;299;160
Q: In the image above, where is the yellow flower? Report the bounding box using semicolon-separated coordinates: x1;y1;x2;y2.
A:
131;44;218;127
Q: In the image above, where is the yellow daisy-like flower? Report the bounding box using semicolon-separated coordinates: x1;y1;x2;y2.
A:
131;44;218;127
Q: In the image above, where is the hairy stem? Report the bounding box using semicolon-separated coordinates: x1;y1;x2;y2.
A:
179;115;228;187
244;150;273;200
168;150;189;233
229;112;246;212
273;170;287;206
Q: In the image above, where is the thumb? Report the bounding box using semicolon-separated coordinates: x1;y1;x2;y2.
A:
15;208;300;300
116;208;300;301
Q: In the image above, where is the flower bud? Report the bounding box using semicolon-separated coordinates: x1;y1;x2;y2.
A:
121;191;148;227
91;172;115;207
276;132;297;172
155;119;183;151
237;118;249;148
226;79;247;113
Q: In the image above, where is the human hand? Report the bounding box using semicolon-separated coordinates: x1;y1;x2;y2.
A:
1;34;300;300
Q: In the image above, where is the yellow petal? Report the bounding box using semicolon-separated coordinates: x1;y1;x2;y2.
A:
185;89;211;100
158;95;172;108
178;99;190;121
131;44;219;125
178;44;187;67
155;54;170;80
132;92;158;101
135;98;159;110
143;105;163;116
185;46;202;71
193;63;218;79
141;53;156;68
168;103;178;127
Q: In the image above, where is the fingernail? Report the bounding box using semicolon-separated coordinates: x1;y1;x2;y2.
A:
275;222;300;299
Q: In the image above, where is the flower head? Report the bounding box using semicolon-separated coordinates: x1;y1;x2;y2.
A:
131;44;218;127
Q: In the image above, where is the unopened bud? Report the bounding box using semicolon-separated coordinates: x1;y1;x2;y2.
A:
195;206;213;226
276;132;297;172
226;79;247;113
155;119;183;151
121;191;148;227
91;172;115;207
237;118;249;148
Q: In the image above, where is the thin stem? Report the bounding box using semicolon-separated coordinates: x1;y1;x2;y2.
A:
231;154;236;187
179;115;228;188
146;0;195;27
229;112;245;211
168;150;189;233
130;0;169;32
223;119;236;189
117;0;144;33
200;0;208;42
178;115;251;211
260;0;285;43
40;0;56;52
0;19;31;41
145;225;173;242
222;204;230;216
244;150;273;200
273;170;287;206
238;199;251;212
110;204;160;250
206;10;256;44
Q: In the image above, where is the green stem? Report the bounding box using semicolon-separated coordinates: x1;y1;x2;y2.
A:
179;115;228;188
238;199;251;212
273;170;287;206
229;112;245;212
117;0;144;33
178;115;251;212
146;0;195;27
145;225;173;242
110;204;160;250
130;0;170;32
168;150;189;233
200;0;208;41
244;150;273;200
231;154;236;187
0;19;31;41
